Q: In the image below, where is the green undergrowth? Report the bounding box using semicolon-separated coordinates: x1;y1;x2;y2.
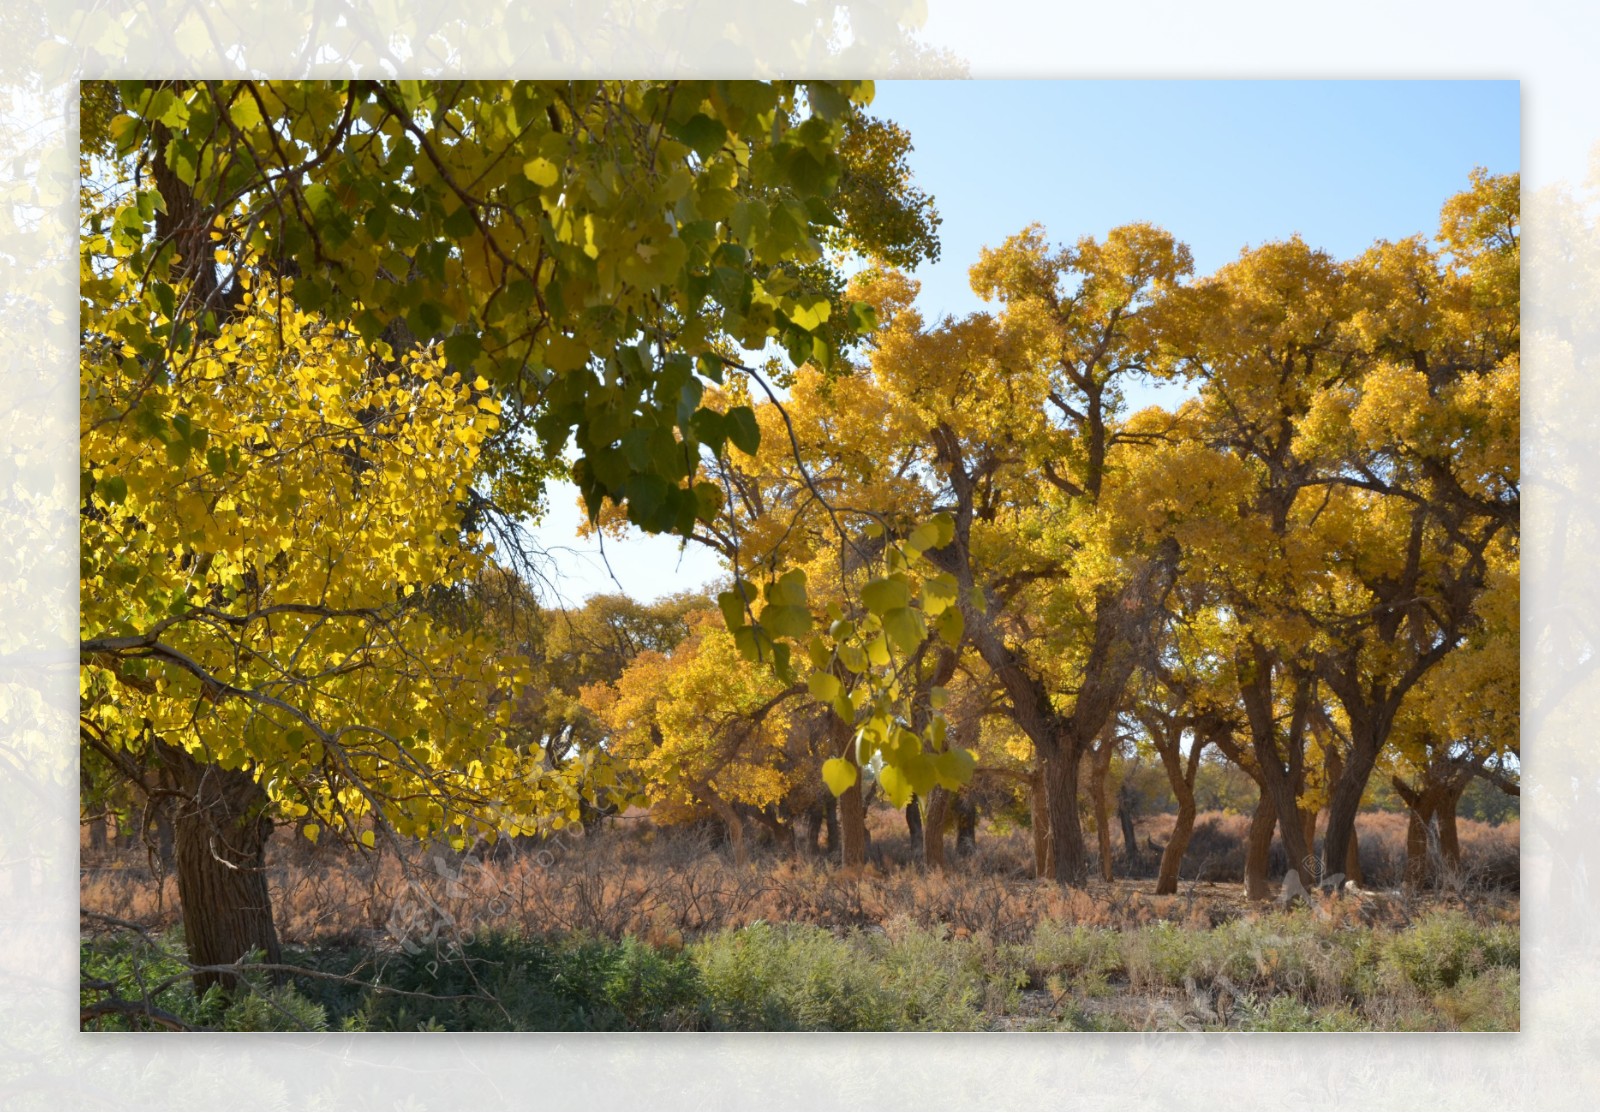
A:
80;908;1518;1032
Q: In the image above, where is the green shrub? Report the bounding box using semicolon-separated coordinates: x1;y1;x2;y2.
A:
222;984;330;1032
1381;911;1519;992
1433;967;1520;1031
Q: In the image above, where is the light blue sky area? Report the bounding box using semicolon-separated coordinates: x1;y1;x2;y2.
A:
525;80;1520;606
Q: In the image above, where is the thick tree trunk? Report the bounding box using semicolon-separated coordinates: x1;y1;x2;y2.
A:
1043;745;1089;885
905;799;923;845
1029;770;1050;879
833;720;867;869
954;793;977;857
162;747;281;994
1117;782;1140;873
922;786;949;871
1321;736;1381;892
1406;801;1440;890
804;802;824;856
87;815;108;853
1344;823;1363;886
1157;795;1194;896
1244;789;1277;902
1439;785;1464;871
823;795;839;856
1089;744;1115;882
1256;761;1313;891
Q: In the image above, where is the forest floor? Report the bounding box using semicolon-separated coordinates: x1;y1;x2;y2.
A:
79;810;1521;1032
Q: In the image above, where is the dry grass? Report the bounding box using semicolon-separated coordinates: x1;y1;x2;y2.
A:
80;806;1519;952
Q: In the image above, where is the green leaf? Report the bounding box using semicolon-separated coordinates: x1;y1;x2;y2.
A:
878;764;913;810
444;332;481;367
734;625;774;664
805;81;851;121
932;747;977;791
934;606;964;647
908;513;955;553
807;672;841;702
821;757;858;798
523;157;560;187
717;586;752;630
788;295;831;333
865;635;891;668
671;114;728;160
882;606;926;655
759;603;813;640
806;636;831;670
98;475;127;505
921;572;959;616
766;567;808;607
725;406;760;455
861;575;911;616
838;643;868;673
902;751;937;798
772;641;795;685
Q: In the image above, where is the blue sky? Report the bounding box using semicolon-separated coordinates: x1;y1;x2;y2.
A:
527;80;1520;606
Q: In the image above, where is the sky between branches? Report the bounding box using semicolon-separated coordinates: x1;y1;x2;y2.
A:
528;79;1521;605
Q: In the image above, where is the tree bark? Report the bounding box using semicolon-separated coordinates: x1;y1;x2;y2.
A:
823;794;839;856
1089;742;1115;882
161;745;281;994
1320;729;1382;892
704;794;748;867
1117;780;1140;873
1029;769;1050;879
1439;783;1464;871
1043;747;1089;884
750;803;796;857
954;793;977;857
1244;789;1277;902
1344;822;1363;887
804;801;824;856
832;719;866;869
88;815;108;853
905;799;923;845
922;786;949;871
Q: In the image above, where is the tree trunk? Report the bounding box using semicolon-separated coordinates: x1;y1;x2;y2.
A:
922;786;949;871
823;795;839;856
1244;789;1277;902
1344;822;1363;887
1157;794;1194;896
162;746;281;994
1257;762;1313;891
1117;782;1140;873
1029;769;1050;879
1439;784;1464;872
154;805;176;868
1089;744;1115;882
1302;808;1319;882
705;795;748;867
87;815;108;853
751;804;797;857
905;799;923;845
1043;746;1089;885
1405;800;1435;889
833;720;867;869
1321;736;1381;893
954;793;977;857
804;802;824;856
